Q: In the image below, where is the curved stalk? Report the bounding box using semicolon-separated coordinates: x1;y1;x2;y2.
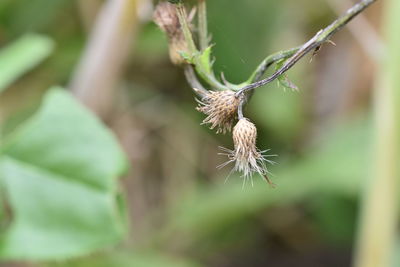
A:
246;46;300;83
237;0;377;96
353;0;400;266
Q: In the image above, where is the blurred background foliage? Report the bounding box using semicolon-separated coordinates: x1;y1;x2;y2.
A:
0;0;397;267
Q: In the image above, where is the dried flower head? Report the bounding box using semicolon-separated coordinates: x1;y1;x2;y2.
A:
153;2;191;65
196;90;240;134
219;118;276;187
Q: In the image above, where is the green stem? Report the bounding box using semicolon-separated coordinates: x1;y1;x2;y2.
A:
175;3;197;54
198;0;209;51
353;0;400;267
237;0;377;96
194;63;230;91
247;46;300;83
175;2;229;91
183;65;208;97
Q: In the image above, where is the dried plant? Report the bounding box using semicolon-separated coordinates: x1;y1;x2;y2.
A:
218;118;276;187
154;0;376;186
153;2;191;65
196;90;239;134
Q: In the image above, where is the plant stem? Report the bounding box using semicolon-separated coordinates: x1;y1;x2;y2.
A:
194;64;230;91
77;0;102;32
70;0;139;118
237;0;377;96
198;0;209;51
175;3;197;54
326;0;384;62
353;0;400;266
247;46;300;83
183;65;208;97
176;3;229;91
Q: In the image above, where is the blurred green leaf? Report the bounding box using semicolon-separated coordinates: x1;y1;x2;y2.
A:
250;86;304;143
135;24;169;61
55;251;202;267
310;195;357;244
0;88;128;260
208;0;282;83
0;33;54;93
0;0;70;34
0;103;40;139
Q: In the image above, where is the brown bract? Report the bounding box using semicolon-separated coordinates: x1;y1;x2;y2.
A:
153;2;189;65
232;118;265;177
196;90;240;134
219;118;275;186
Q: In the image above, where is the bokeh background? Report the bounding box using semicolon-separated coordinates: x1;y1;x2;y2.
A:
0;0;398;267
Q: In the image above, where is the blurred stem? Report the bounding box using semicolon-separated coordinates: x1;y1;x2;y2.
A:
183;65;207;97
326;0;384;62
353;0;400;267
198;0;208;51
237;0;377;96
77;0;102;32
70;0;138;118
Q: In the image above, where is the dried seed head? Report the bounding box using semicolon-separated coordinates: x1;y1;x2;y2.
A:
219;118;276;187
197;90;240;134
232;118;263;177
153;2;189;65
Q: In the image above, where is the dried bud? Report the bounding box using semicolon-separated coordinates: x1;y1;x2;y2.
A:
153;2;189;65
219;118;275;186
197;90;240;134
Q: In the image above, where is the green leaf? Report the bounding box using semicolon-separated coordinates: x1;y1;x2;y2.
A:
198;46;213;75
0;34;54;93
0;87;128;260
178;51;194;64
275;59;299;91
